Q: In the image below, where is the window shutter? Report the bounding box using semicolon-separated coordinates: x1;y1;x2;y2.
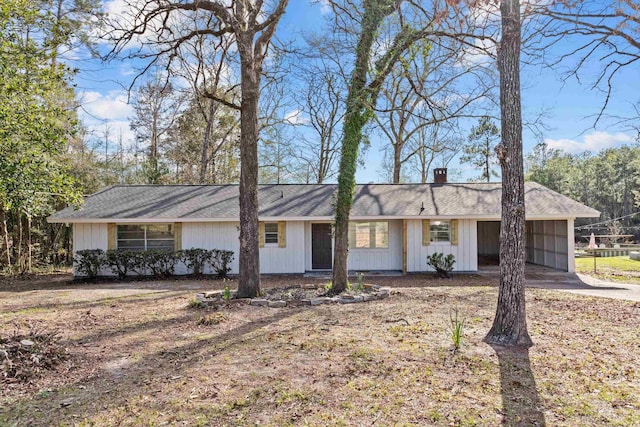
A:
258;222;265;248
422;219;430;246
108;223;116;250
278;221;286;248
174;223;182;251
450;219;458;246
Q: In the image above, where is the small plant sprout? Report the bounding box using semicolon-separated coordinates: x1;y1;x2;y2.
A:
222;281;232;302
448;308;466;352
188;298;205;309
356;272;365;291
324;280;333;292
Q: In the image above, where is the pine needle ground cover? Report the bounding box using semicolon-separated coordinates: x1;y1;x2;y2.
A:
1;274;638;426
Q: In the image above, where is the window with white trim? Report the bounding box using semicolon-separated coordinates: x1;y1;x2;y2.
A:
348;221;389;249
264;223;279;245
117;224;174;251
430;220;450;242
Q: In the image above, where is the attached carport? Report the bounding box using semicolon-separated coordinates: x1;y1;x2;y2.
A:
477;219;576;272
525;220;571;271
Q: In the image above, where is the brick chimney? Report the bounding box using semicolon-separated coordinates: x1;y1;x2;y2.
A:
434;168;448;184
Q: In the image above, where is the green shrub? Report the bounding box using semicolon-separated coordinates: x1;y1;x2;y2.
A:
73;249;105;279
209;249;234;278
145;250;180;277
426;252;456;278
105;250;138;279
128;251;150;276
182;248;212;276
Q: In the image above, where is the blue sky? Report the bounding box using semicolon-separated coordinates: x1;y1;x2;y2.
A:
71;1;639;184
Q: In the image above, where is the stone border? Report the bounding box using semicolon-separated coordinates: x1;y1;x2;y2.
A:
194;283;391;308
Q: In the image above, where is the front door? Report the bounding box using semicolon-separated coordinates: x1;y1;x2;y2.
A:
312;223;332;270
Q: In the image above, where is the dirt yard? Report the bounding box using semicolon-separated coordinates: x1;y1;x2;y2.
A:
1;273;639;426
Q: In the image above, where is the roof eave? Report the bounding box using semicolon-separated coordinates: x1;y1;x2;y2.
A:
47;213;598;224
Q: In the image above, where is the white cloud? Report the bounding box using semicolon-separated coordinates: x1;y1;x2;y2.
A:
545;131;635;154
99;0;192;48
79;90;134;121
284;109;307;125
317;0;332;15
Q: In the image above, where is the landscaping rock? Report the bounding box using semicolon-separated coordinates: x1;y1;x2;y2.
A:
250;299;269;307
268;300;287;308
289;299;312;307
630;251;640;261
310;297;332;306
20;340;35;347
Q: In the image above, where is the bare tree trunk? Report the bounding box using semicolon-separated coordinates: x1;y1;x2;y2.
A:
485;144;491;182
17;212;22;269
393;141;402;183
199;98;217;183
484;0;533;347
0;207;10;266
22;215;31;273
236;34;261;299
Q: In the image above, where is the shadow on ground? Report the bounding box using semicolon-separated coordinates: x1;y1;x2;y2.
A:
491;345;546;427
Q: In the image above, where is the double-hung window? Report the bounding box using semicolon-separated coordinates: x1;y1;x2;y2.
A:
430;220;451;242
264;223;279;245
117;224;175;251
348;221;389;249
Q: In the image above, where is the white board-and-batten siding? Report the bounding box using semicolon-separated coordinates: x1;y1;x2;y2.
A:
73;219;479;275
405;219;478;272
303;220;404;271
182;221;306;274
72;223;110;275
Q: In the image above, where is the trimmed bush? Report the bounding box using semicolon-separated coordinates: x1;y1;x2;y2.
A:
73;249;105;278
145;250;180;277
209;249;234;278
73;247;232;279
426;252;456;279
182;248;212;276
105;250;138;279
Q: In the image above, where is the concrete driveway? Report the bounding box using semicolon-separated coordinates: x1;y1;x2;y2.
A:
479;265;640;302
526;273;640;302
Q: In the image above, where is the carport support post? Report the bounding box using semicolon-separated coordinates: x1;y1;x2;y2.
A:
567;218;575;273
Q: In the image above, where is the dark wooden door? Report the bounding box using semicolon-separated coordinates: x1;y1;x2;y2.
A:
312;223;332;270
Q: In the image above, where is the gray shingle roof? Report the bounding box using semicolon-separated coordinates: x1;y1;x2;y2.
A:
48;182;600;222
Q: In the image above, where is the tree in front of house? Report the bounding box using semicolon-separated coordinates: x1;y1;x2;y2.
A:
329;0;484;292
484;0;532;347
461;116;500;182
108;0;290;298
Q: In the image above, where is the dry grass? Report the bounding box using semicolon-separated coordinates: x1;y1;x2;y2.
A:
0;273;638;426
